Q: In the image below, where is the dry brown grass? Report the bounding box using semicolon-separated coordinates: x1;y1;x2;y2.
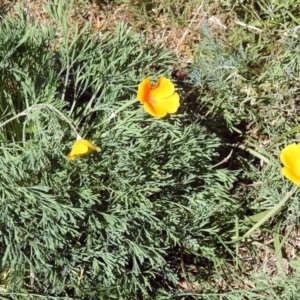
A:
6;0;229;64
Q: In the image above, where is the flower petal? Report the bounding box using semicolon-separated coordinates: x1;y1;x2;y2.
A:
280;144;300;176
67;143;88;160
67;139;100;160
151;77;175;100
137;78;151;103
143;102;167;118
79;139;101;152
282;167;300;185
156;92;180;114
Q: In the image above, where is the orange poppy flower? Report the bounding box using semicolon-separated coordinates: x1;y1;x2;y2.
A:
280;143;300;185
67;139;101;161
137;77;180;118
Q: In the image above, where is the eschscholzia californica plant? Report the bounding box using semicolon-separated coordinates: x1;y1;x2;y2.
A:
280;143;300;185
137;77;180;118
67;138;101;161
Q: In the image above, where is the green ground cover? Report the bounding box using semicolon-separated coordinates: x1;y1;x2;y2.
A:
1;0;300;299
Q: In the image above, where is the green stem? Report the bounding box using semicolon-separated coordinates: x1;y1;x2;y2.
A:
270;124;300;147
101;108;141;138
114;98;138;115
0;112;27;129
94;98;139;130
227;186;297;244
0;103;80;138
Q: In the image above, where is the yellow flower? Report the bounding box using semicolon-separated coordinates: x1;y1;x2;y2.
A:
67;139;101;161
137;77;180;118
280;143;300;185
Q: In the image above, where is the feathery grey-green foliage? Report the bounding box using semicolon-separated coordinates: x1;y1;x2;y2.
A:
0;2;240;299
187;0;300;298
3;0;300;298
